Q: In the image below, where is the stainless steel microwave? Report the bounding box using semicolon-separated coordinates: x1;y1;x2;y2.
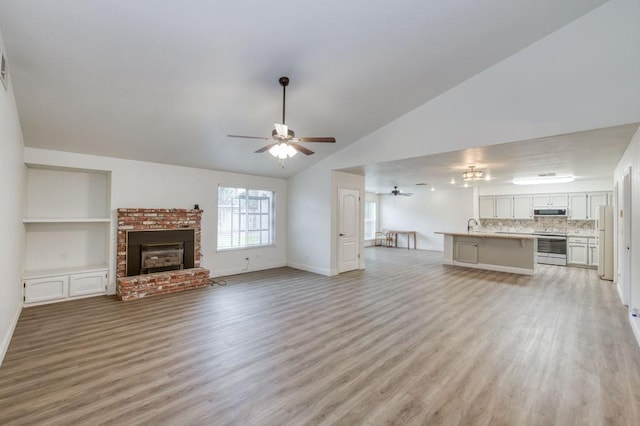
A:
533;208;567;216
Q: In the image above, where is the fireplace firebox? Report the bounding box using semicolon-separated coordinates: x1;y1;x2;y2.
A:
140;242;184;274
126;229;194;277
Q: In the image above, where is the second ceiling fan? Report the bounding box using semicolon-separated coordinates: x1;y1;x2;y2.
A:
378;186;413;197
227;77;336;159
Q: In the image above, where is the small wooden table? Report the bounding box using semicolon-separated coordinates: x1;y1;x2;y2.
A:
389;230;417;250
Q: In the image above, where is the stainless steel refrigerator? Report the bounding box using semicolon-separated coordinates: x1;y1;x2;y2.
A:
598;205;614;281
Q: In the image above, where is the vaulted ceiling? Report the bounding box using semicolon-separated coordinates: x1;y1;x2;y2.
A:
0;0;609;178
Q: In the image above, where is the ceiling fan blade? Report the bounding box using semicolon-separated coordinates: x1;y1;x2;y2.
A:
228;134;271;140
290;143;314;155
297;137;336;143
274;123;288;138
400;193;414;196
254;143;278;153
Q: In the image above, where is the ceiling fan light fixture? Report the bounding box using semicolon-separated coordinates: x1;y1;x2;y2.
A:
462;166;483;181
513;175;575;185
269;142;297;159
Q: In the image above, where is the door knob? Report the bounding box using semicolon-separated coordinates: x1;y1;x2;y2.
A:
339;233;345;236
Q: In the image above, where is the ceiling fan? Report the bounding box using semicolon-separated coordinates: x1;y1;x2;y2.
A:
227;77;336;161
378;186;413;197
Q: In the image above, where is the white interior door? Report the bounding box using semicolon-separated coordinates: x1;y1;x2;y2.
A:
338;188;360;273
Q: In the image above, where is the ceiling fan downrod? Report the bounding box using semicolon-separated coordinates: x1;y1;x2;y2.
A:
279;76;289;125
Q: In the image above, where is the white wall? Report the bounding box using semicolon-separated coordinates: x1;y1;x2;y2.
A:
614;127;640;342
24;148;289;288
0;31;26;365
379;189;474;251
288;164;332;275
288;0;640;275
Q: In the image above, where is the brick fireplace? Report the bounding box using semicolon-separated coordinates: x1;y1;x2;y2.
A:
116;208;210;301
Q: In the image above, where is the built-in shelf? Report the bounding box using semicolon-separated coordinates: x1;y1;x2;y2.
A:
23;218;111;224
23;264;109;280
22;166;112;304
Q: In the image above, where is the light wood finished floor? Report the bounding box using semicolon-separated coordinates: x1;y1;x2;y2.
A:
2;248;640;425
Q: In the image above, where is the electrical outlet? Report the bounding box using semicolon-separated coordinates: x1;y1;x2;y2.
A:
245;257;249;261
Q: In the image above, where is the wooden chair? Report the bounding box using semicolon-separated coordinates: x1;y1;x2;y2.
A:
375;231;394;247
374;231;387;247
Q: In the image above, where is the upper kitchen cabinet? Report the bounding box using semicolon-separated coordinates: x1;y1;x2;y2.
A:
568;194;588;220
479;196;496;219
480;195;531;219
533;194;568;208
588;192;609;220
568;192;612;220
495;197;514;219
513;196;533;219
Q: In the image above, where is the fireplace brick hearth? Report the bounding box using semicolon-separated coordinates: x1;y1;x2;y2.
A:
116;208;210;300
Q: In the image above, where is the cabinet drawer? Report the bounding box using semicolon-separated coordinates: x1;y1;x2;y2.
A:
568;237;589;244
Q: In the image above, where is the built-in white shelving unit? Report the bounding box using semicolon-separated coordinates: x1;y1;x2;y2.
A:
22;165;112;305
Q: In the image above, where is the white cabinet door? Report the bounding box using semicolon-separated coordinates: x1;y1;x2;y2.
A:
69;271;107;297
479;197;496;219
569;194;588;220
588;193;607;219
550;194;568;207
513;196;533;219
495;197;514;219
588;243;599;267
533;194;568;207
568;243;588;265
24;276;69;304
533;195;551;207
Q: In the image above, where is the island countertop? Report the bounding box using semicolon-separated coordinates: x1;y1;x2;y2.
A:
434;231;537;240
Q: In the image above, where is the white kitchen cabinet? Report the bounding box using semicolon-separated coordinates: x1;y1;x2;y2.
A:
588;192;608;220
513;196;533;219
23;268;108;305
588;238;599;267
569;194;588;220
495;197;514;219
534;194;568;207
479;196;496;219
567;236;589;266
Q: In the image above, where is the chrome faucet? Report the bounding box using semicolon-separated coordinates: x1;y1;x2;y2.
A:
467;218;479;232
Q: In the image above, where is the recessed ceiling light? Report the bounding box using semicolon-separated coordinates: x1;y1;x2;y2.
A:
463;183;469;188
513;175;575;185
430;187;435;191
485;174;491;181
450;178;456;184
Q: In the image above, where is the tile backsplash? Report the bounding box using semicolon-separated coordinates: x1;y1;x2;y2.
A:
479;217;596;235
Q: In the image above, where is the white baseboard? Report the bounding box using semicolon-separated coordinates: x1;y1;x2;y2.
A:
212;261;288;278
287;261;332;276
444;260;534;276
0;304;22;366
629;313;640;350
617;282;627;306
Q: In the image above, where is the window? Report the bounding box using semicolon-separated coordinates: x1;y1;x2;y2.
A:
218;186;275;249
364;201;376;240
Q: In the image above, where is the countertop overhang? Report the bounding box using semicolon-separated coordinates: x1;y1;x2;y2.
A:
434;231;537;240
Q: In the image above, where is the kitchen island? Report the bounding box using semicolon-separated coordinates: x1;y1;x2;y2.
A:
435;232;538;275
